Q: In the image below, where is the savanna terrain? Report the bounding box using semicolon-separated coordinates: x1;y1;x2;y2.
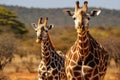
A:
0;26;120;80
0;5;120;80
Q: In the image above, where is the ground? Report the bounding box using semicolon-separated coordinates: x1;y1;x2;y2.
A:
4;67;120;80
8;72;37;80
2;57;120;80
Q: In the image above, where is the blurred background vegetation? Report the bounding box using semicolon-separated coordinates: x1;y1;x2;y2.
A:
0;5;120;80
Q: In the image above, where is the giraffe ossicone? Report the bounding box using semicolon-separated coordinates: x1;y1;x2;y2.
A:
64;1;109;80
32;17;67;80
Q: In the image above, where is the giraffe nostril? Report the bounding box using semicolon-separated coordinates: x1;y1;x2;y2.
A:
88;17;90;20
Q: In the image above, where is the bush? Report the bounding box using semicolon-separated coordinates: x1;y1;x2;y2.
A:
0;34;16;70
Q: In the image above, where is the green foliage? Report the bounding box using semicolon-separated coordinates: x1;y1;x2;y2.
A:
0;6;28;34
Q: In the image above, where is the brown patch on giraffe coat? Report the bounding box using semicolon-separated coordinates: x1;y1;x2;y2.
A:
92;76;99;80
83;34;87;40
94;58;99;65
74;71;81;77
72;77;76;80
83;40;89;48
48;76;53;80
77;76;82;80
68;51;72;59
54;76;59;80
79;36;83;41
79;49;84;55
78;60;82;65
70;61;76;66
52;69;58;75
93;67;99;75
44;51;50;57
43;47;47;51
72;45;77;52
51;62;56;68
72;52;79;62
73;66;81;71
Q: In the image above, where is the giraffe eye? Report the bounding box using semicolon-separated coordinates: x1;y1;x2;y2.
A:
73;17;76;20
35;30;37;32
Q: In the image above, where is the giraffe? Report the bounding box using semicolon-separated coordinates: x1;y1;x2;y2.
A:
32;17;67;80
64;1;109;80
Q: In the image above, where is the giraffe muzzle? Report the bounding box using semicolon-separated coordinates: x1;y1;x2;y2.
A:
36;39;41;43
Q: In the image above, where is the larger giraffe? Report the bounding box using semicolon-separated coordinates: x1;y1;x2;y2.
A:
32;17;67;80
64;1;109;80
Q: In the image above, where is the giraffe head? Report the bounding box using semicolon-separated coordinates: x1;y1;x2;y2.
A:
64;1;101;31
32;17;54;43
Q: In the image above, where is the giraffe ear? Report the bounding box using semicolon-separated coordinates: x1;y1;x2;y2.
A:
47;24;54;30
90;9;101;17
63;10;74;16
31;23;37;29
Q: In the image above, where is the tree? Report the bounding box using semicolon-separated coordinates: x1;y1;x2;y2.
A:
0;6;28;34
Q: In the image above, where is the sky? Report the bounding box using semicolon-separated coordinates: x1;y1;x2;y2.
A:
0;0;120;10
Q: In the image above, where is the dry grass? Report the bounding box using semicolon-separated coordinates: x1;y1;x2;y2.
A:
0;26;120;80
2;56;120;80
3;54;39;80
8;72;37;80
104;59;120;80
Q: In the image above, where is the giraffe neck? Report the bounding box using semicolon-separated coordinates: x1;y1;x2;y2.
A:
75;29;90;59
41;32;55;65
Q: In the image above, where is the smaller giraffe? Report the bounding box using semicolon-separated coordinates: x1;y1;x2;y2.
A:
64;1;109;80
32;17;67;80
